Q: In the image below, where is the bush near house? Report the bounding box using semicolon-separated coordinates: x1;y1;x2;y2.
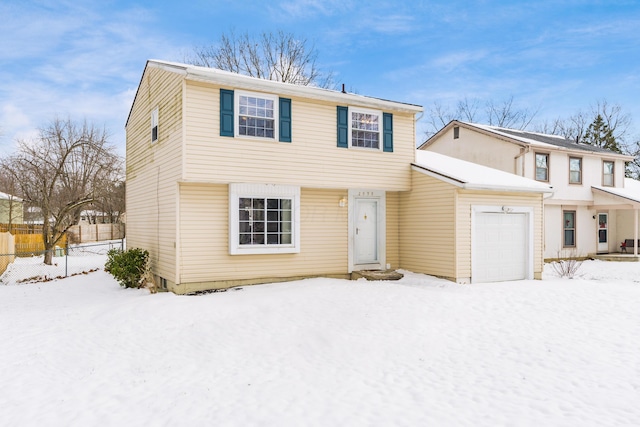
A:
105;248;149;289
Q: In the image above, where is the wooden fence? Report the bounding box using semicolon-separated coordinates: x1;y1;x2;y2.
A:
13;233;67;255
67;223;125;243
0;223;44;234
0;232;15;275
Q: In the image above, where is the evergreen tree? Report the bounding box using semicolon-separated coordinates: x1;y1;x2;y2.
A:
583;114;621;153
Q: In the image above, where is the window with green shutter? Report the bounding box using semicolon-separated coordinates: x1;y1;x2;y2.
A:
338;107;390;151
220;89;234;137
279;98;291;143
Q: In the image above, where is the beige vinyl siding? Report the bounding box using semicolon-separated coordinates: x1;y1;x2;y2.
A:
183;80;414;191
177;183;349;292
386;192;400;269
456;190;544;280
126;66;184;282
425;126;521;174
399;171;456;279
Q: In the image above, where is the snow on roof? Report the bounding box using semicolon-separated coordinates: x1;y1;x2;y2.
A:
0;191;22;202
150;60;422;111
413;151;554;194
463;122;632;158
592;178;640;205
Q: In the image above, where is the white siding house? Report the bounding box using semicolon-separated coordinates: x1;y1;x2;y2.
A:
421;121;639;259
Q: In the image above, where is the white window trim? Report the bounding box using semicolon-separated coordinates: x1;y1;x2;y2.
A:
234;90;279;141
348;107;383;151
151;107;159;144
229;183;300;255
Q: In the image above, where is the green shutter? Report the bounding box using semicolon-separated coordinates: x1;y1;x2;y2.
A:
220;89;234;137
279;97;292;143
337;106;348;148
383;112;393;152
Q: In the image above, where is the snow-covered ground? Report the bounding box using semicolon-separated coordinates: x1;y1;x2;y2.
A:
1;258;639;426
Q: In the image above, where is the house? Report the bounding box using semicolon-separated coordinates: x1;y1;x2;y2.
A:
403;151;552;283
420;121;639;259
126;61;551;292
0;191;24;225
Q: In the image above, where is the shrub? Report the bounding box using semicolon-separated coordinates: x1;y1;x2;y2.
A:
105;248;149;289
550;250;583;279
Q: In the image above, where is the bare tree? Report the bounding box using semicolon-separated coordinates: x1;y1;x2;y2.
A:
2;118;121;264
0;169;22;232
92;179;125;224
424;96;538;138
486;96;538;129
186;30;334;88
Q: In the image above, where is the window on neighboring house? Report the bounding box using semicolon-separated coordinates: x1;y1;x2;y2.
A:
350;108;381;149
563;210;576;247
603;161;614;186
453;126;460;139
236;91;277;139
535;153;549;181
151;107;158;143
229;184;300;255
569;157;582;184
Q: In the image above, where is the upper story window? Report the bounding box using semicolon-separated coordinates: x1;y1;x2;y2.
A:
350;108;381;149
336;106;393;152
535;153;549;181
569;157;582;184
151;107;158;143
220;89;291;143
603;161;614;187
237;91;277;139
453;126;460;139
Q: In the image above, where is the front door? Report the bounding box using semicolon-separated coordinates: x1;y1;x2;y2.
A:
597;213;608;253
354;199;378;265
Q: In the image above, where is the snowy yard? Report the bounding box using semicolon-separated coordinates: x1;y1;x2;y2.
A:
1;259;639;426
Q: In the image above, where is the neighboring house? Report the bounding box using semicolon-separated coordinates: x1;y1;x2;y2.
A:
421;121;639;259
0;191;24;225
126;61;551;292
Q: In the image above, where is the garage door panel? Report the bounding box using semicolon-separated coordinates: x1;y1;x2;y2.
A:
474;212;528;283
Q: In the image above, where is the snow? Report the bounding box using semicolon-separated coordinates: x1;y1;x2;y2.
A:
415;150;553;193
466;122;566;150
592;177;640;204
1;257;639;426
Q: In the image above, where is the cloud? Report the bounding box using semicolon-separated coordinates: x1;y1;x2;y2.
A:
273;0;354;19
0;1;187;155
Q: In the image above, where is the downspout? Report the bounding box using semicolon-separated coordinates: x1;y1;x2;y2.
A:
514;145;530;177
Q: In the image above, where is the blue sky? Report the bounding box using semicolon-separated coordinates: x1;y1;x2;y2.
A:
1;0;639;155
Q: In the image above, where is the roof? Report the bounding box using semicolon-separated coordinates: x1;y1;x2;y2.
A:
0;191;22;202
412;150;554;194
592;178;640;206
126;60;423;128
421;120;633;160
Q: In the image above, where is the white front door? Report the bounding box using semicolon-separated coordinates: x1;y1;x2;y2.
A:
355;199;378;265
597;213;608;253
349;190;386;272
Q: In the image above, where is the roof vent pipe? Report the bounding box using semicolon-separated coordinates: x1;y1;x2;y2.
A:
341;83;346;94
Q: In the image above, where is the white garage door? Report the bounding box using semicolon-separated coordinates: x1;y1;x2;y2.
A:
473;212;528;283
